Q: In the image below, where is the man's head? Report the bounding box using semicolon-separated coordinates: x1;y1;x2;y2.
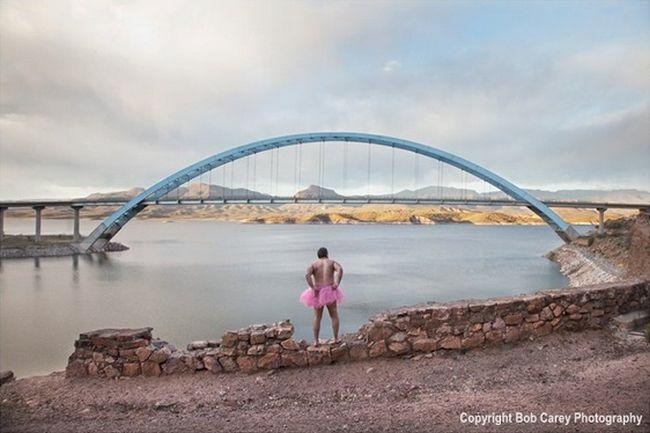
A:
317;247;328;259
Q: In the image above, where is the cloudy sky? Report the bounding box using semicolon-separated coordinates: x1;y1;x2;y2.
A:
1;0;648;199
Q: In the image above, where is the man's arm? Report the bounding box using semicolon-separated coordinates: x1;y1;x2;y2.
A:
333;261;343;288
305;263;315;289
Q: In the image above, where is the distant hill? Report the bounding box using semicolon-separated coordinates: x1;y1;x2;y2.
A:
392;186;650;203
482;189;650;203
294;185;344;199
7;183;643;225
388;186;481;199
76;184;649;204
82;187;144;201
81;184;271;201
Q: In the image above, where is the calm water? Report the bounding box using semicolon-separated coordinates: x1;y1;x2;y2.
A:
1;218;576;377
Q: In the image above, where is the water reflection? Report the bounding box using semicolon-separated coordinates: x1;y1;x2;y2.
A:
95;252;110;265
72;255;79;286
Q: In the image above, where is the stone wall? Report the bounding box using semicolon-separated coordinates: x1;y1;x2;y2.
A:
357;280;648;356
66;280;649;378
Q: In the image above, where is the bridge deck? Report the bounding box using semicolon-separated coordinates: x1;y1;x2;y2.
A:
0;197;648;210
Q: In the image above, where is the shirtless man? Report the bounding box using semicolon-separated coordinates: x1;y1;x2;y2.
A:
301;247;344;345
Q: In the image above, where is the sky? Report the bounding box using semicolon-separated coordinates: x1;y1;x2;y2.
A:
0;0;649;199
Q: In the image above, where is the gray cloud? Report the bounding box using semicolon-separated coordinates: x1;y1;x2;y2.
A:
1;1;648;199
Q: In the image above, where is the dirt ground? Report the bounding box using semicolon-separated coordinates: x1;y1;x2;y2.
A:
1;329;648;433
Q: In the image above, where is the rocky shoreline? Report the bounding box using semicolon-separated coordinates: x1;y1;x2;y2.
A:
546;244;624;286
0;240;129;259
546;212;649;286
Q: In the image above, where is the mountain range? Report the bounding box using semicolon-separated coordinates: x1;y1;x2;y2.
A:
5;185;645;226
79;184;650;203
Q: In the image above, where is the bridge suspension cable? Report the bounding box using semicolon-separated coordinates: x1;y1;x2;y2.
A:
246;155;250;200
298;143;303;193
414;152;419;196
366;141;371;198
460;169;463;200
229;159;234;200
319;139;325;199
220;165;226;200
275;146;280;198
252;152;257;198
343;140;349;195
391;145;395;199
207;168;212;200
201;172;210;200
293;146;298;196
268;148;274;197
437;160;441;200
440;161;447;200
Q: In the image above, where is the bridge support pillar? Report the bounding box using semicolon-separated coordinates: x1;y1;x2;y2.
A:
33;206;44;242
71;205;83;242
0;206;6;243
597;207;606;235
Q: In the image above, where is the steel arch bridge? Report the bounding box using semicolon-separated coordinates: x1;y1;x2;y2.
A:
79;132;579;252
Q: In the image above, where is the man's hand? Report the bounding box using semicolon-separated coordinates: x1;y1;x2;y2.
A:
305;264;315;289
333;261;343;290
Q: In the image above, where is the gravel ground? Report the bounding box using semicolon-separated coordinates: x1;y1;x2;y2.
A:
1;329;648;433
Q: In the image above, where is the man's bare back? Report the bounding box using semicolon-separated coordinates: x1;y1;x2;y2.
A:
306;258;343;289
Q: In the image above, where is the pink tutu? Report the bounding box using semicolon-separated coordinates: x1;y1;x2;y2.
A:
299;285;345;308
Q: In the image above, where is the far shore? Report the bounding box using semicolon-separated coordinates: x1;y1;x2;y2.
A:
3;202;635;227
0;234;129;259
3;215;600;225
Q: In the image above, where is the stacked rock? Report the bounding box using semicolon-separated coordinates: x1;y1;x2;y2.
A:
66;319;362;378
66;328;173;378
190;319;329;374
358;280;649;355
65;281;648;379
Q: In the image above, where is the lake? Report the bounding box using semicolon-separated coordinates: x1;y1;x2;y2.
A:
0;218;578;377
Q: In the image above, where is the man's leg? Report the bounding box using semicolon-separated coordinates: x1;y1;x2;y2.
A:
313;306;324;345
326;302;340;342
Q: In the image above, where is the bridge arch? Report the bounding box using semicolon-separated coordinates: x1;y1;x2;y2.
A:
79;132;578;252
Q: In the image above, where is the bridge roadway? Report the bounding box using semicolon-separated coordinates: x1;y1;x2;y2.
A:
1;197;648;209
0;196;648;243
